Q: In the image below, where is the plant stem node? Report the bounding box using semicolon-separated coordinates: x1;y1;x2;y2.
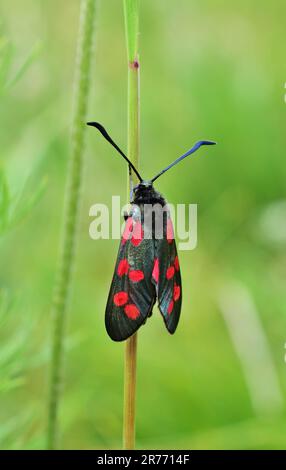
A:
129;59;139;69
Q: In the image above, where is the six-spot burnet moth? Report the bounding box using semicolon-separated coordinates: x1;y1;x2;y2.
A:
87;122;216;341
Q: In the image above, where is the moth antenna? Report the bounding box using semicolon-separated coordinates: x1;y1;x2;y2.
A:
87;121;143;182
151;140;216;183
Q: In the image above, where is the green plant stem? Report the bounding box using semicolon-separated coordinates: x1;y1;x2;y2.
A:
123;0;140;451
47;0;96;450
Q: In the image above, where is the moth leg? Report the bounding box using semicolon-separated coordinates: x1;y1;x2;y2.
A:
123;210;132;221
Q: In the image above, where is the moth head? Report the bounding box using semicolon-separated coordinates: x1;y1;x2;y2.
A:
133;180;153;193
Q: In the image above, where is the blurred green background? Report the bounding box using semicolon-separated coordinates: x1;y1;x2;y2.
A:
1;0;286;450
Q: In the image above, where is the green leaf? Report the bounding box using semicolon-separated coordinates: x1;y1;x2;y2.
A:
0;38;13;93
0;288;14;328
9;176;47;229
5;41;42;91
0;168;10;234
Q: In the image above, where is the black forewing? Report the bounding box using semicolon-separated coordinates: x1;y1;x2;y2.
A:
105;214;156;341
156;214;182;334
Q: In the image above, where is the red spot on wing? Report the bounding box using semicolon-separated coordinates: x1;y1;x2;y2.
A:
174;256;180;272
124;304;140;319
129;270;144;282
122;217;133;244
152;258;159;283
166;266;175;280
174;284;181;301
167;219;174;244
114;291;128;306
167;299;174;315
117;259;129;276
131;222;143;246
